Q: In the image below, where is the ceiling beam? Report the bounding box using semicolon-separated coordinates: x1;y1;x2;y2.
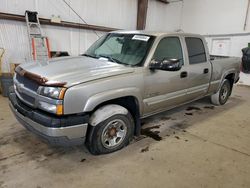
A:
0;12;118;32
137;0;148;30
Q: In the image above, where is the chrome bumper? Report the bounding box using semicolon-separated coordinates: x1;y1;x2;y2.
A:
9;102;88;146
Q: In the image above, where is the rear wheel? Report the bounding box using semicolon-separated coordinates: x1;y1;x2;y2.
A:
211;79;231;105
87;109;134;155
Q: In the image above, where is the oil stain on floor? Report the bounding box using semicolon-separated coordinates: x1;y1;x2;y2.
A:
186;106;201;111
140;146;149;153
141;125;162;141
204;106;215;110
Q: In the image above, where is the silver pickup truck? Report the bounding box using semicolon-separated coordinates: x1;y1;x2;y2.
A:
9;31;240;154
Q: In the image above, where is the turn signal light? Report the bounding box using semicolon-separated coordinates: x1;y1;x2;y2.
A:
56;104;63;115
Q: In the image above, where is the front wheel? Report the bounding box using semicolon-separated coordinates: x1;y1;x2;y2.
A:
211;79;231;105
87;110;134;155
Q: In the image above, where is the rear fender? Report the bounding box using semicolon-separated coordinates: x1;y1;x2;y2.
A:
216;69;237;93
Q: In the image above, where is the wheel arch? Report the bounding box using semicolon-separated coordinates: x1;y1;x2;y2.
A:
216;70;237;94
224;72;236;96
85;94;142;146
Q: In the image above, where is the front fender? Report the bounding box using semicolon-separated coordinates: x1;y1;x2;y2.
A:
83;87;143;113
89;104;128;126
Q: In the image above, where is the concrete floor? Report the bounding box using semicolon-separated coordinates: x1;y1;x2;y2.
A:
0;85;250;188
239;72;250;86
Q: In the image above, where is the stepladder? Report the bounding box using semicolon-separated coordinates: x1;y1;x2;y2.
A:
25;11;51;62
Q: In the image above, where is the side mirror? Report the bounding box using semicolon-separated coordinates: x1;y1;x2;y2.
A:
149;58;182;71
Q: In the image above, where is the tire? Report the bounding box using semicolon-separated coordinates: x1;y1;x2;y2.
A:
211;79;231;105
87;111;134;155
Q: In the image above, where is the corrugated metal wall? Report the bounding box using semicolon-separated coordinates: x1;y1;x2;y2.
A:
0;0;137;28
181;0;250;57
0;0;138;71
2;0;248;71
146;0;182;31
0;0;190;72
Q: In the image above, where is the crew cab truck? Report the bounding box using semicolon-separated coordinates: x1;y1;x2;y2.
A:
9;31;240;155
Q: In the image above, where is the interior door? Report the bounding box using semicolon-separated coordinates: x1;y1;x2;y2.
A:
184;37;212;100
143;36;189;116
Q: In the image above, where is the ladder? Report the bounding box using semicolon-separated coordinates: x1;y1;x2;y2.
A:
25;11;51;62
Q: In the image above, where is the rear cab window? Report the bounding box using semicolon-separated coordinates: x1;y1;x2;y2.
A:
185;37;207;64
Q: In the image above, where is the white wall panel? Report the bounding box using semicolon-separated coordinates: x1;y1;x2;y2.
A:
181;0;249;35
181;0;250;58
0;0;37;15
0;19;105;64
0;0;137;29
1;0;250;68
205;35;250;57
0;0;137;72
68;0;137;29
146;0;183;31
0;20;30;72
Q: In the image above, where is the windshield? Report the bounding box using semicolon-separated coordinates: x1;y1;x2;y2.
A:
84;33;155;66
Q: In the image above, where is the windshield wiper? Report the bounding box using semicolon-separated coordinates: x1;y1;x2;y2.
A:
82;53;98;59
98;54;124;65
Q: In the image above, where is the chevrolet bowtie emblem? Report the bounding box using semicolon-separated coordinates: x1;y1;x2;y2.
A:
16;83;24;93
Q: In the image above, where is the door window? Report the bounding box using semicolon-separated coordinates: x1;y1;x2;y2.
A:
185;37;207;64
153;37;183;65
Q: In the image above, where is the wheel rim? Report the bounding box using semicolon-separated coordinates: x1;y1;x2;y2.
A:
101;119;127;149
220;84;229;102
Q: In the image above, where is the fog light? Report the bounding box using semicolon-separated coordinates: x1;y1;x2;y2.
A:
38;101;57;114
38;101;64;115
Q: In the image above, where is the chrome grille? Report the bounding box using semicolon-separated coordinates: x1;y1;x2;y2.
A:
16;91;35;105
14;74;39;107
16;74;39;91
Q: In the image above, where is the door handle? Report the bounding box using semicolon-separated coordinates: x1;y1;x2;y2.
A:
203;68;209;74
180;71;188;78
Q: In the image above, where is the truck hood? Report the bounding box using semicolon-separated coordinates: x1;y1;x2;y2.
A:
18;56;135;87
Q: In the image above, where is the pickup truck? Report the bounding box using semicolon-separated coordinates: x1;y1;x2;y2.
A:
9;31;241;154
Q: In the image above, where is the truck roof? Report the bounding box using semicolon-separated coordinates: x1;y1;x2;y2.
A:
111;30;203;38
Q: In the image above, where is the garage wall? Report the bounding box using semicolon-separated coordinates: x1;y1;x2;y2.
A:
181;0;249;34
181;0;250;57
0;0;137;29
0;0;185;72
1;0;250;71
146;0;183;31
0;0;137;71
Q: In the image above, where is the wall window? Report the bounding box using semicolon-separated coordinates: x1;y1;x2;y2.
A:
185;37;207;64
153;37;183;65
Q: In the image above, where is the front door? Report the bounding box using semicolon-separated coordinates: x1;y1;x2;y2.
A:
143;36;189;116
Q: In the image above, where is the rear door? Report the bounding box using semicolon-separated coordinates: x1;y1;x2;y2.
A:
184;37;212;100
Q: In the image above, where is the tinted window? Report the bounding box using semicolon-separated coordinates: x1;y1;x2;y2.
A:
185;37;206;64
153;37;183;65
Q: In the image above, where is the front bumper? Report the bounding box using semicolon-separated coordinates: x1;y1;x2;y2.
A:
9;92;89;146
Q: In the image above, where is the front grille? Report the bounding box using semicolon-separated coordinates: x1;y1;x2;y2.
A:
17;91;36;106
15;74;39;107
16;73;39;92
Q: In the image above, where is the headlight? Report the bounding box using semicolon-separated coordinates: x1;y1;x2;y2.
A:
39;87;66;99
37;87;66;115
